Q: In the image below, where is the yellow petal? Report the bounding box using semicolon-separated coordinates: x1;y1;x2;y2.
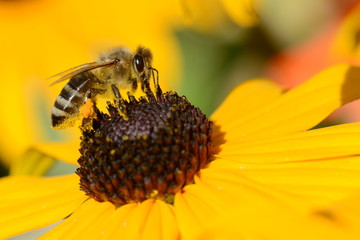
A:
221;0;260;27
0;174;86;239
78;202;138;240
198;167;314;211
331;3;360;61
217;64;360;142
34;141;80;165
197;203;358;240
210;78;283;142
41;199;179;240
10;148;56;176
211;156;360;206
211;155;360;171
174;167;315;239
175;179;227;233
314;194;360;237
239;168;360;205
174;181;224;240
111;199;179;240
140;200;179;240
216;122;360;163
195;167;359;239
180;0;259;32
39;199;116;240
65;199;137;240
180;0;231;33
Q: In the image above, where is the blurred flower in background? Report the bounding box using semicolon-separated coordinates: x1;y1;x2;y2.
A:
265;0;360;122
267;1;355;88
176;0;359;114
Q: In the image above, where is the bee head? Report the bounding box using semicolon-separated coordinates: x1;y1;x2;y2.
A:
133;47;153;81
96;46;154;92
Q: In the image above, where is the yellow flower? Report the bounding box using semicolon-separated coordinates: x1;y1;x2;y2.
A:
197;197;360;240
331;2;360;63
2;64;360;239
221;0;260;27
180;0;260;33
0;0;182;167
314;193;360;237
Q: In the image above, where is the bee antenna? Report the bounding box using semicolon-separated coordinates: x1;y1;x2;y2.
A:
149;67;159;88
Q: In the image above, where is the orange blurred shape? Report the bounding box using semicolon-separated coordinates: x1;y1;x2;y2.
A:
265;0;360;122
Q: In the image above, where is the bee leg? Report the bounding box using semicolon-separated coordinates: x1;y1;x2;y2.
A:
140;79;151;93
140;77;158;102
149;68;163;101
111;84;122;99
142;81;156;102
142;67;162;102
85;88;105;102
127;91;137;104
111;84;127;115
149;67;159;88
131;79;138;92
80;88;105;121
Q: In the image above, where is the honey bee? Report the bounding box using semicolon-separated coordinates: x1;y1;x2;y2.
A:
50;46;155;129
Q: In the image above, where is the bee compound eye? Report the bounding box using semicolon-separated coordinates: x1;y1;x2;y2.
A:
134;54;145;73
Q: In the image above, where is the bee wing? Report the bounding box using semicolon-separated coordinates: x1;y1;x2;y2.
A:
48;60;117;86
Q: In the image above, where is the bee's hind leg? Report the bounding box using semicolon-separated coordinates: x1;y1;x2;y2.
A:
81;88;106;119
85;88;105;102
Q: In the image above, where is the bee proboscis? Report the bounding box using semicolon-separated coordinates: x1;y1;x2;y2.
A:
50;46;156;129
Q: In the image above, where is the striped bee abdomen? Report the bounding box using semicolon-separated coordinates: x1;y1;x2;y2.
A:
51;71;98;128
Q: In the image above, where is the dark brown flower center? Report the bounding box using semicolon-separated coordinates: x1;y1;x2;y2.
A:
76;86;213;206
